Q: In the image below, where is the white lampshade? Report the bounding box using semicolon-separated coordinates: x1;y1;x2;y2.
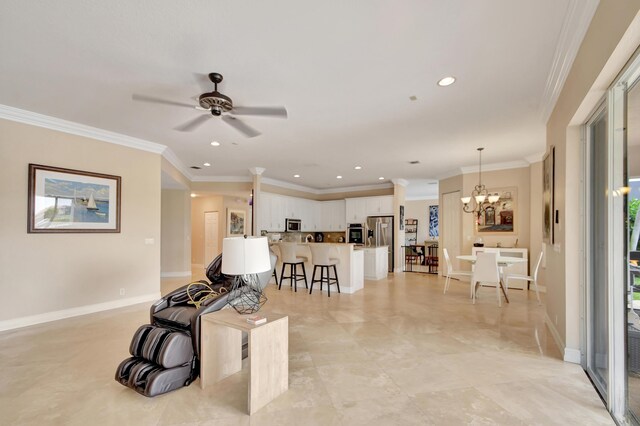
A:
488;194;500;203
461;196;471;204
221;236;271;275
475;194;486;204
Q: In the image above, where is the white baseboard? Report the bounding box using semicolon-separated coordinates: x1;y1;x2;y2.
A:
545;311;566;357
0;292;161;332
564;348;582;364
161;271;192;278
543;311;581;364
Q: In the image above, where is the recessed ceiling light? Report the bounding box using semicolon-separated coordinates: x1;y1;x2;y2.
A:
293;174;300;178
336;175;343;179
190;193;196;198
437;76;456;87
378;177;384;180
210;141;220;146
354;166;362;170
203;162;211;167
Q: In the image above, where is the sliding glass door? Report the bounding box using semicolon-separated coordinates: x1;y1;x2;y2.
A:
586;105;609;397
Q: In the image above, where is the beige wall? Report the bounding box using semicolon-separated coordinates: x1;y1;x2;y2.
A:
261;183;393;201
438;174;464;271
190;195;253;267
630;145;640;177
405;199;439;244
161;190;191;276
460;167;531;256
161;157;190;190
529;161;545;287
0;119;161;323
545;0;640;356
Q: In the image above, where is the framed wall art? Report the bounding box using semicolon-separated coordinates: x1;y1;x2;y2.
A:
227;209;246;236
28;164;121;233
542;146;555;243
476;187;517;235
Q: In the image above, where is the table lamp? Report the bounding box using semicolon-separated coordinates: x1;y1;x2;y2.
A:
221;236;271;314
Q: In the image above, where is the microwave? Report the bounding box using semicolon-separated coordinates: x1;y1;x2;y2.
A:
285;218;301;232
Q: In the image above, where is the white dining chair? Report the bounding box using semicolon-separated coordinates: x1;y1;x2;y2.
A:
505;250;543;305
471;252;502;306
443;248;472;294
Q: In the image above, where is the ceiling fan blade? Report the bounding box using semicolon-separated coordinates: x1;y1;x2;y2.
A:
174;114;210;132
193;73;212;93
132;94;195;109
231;106;288;118
222;115;261;138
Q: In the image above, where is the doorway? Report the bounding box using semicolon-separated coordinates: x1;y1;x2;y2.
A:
204;211;219;266
441;191;462;271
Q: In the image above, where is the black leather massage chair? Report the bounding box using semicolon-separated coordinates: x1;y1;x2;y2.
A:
115;252;276;397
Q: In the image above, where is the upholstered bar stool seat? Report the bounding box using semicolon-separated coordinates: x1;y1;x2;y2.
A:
278;242;308;292
308;244;340;297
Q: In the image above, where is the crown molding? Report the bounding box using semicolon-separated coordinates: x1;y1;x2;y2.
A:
248;167;266;176
405;195;439;201
539;0;599;123
161;147;194;181
191;175;252;183
391;178;409;187
0;104;166;154
460;160;530;174
261;177;393;195
525;151;546;164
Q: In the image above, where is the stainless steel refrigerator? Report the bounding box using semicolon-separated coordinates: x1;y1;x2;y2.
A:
366;215;394;272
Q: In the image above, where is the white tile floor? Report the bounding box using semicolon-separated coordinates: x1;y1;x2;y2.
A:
0;271;613;425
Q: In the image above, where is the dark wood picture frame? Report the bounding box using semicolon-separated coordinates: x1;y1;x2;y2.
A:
28;164;121;233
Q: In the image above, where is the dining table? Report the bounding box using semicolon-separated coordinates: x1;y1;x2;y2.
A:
456;255;527;304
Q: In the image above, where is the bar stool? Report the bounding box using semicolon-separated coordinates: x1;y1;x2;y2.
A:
278;243;308;292
269;245;280;286
308;244;340;297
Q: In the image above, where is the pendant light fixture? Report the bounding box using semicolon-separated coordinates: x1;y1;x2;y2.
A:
461;147;500;217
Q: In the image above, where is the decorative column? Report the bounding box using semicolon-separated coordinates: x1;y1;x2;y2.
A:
391;179;408;272
248;167;265;236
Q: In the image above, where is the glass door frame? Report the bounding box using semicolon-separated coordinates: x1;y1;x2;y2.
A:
582;50;640;423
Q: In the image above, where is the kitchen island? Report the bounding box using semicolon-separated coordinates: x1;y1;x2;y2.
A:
271;243;364;294
355;246;388;280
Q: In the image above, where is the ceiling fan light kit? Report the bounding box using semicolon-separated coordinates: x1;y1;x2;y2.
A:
132;72;287;138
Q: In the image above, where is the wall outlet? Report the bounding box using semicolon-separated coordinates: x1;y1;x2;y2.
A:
119;288;125;296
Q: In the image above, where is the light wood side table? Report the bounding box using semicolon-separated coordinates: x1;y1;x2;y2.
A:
200;310;289;415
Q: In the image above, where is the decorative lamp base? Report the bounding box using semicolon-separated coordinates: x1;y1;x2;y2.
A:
227;275;267;314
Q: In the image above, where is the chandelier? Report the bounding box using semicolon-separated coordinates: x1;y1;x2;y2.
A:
461;147;499;217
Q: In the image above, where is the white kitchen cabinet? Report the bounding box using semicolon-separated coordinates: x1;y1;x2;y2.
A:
331;200;346;231
366;195;393;216
345;198;367;223
319;200;346;231
360;246;388;280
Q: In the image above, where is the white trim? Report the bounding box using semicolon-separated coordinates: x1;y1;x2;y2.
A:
525;152;546;164
261;177;393;195
391;178;409;187
0;104;166;154
0;292;161;332
460;160;530;174
161;147;193;181
191;175;252;183
545;311;567;357
539;0;599;122
564;347;582;364
160;271;192;278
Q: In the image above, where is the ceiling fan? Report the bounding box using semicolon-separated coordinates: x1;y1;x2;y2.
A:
132;72;287;138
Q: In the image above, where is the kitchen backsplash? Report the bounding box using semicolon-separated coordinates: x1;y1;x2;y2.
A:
263;231;346;243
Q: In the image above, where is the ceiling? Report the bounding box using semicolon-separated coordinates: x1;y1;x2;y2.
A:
0;0;592;196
